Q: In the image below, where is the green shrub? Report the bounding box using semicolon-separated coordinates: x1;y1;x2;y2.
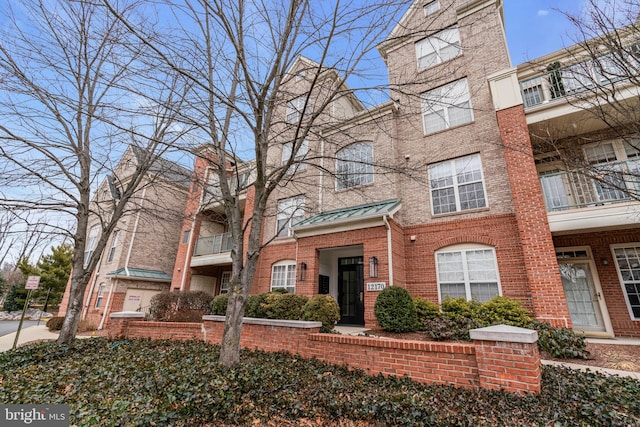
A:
374;286;418;332
532;321;590;359
476;296;533;327
210;293;230;316
301;295;340;332
46;316;65;331
262;293;309;320
440;297;481;320
245;293;269;318
413;297;439;329
149;291;214;321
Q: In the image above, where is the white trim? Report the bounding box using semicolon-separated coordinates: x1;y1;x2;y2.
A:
270;260;297;293
435;244;502;303
428;153;488;215
610;242;640;321
556;246;614;336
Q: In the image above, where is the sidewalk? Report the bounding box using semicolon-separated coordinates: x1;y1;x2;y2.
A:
0;324;61;352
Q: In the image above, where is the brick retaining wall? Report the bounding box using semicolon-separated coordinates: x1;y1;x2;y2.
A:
109;313;540;394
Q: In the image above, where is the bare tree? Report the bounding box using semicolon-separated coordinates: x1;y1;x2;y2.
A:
526;0;640;208
103;0;420;365
0;0;189;343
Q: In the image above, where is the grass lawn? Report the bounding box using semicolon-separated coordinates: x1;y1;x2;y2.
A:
0;338;639;426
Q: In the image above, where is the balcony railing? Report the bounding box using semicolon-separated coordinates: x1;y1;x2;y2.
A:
539;159;640;212
519;41;640;108
193;232;233;256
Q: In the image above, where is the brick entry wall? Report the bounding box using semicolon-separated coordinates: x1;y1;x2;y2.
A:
109;313;541;395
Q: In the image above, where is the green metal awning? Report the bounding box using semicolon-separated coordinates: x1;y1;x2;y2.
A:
293;199;401;236
106;267;172;283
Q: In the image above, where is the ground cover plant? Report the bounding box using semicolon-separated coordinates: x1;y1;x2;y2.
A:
0;338;638;426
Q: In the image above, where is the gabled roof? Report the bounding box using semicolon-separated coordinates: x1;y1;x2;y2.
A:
129;145;192;187
294;199;401;232
106;267;172;283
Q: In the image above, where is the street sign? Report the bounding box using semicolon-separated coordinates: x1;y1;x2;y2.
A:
25;276;41;290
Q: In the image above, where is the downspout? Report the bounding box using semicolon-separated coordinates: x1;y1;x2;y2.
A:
99;186;147;329
82;270;100;320
318;137;325;210
181;167;210;291
98;279;117;330
382;215;393;286
180;218;197;291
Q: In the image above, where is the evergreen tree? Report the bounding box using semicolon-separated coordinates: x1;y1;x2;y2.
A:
36;244;72;310
3;285;27;312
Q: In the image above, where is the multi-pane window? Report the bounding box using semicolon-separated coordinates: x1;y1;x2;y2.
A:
282;139;309;173
276;196;305;237
436;246;501;302
336;142;374;190
415;26;461;70
424;0;440;15
84;225;99;266
429;153;486;215
613;245;640;319
286;96;305;124
220;271;231;294
421;78;472;134
107;230;120;263
271;261;296;293
95;285;106;308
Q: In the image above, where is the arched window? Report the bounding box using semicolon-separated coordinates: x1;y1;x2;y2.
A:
435;244;501;302
271;260;296;293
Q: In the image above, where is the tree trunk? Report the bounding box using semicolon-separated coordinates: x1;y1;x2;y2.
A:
218;288;247;365
57;266;88;344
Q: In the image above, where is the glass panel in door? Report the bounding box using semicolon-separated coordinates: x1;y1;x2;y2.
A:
559;262;606;332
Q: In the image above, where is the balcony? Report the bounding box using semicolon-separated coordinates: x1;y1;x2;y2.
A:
194;232;233;256
519;41;640;109
539;159;640;232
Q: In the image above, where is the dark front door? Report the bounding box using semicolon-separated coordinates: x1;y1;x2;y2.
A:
338;256;364;325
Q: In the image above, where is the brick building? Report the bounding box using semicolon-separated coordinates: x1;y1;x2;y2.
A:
172;0;640;337
59;146;190;328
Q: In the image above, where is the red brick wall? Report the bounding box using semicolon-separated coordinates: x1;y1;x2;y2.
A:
108;315;541;395
404;213;534;310
496;105;571;328
554;229;640;337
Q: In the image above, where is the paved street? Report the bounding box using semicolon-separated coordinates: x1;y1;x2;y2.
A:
0;320;39;337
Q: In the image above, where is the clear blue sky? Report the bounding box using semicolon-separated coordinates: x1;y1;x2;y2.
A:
504;0;586;65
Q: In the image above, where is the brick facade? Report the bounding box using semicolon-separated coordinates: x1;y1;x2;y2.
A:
109;314;541;395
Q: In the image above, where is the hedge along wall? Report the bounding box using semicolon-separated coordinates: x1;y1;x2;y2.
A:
109;313;541;395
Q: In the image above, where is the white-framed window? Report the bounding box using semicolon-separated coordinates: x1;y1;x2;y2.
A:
220;271;231;294
95;284;106;308
107;230;120;262
282;139;309;174
428;153;486;215
436;244;501;302
336;142;374;190
286;96;305;124
415;26;461;70
270;261;296;293
276;196;305;238
424;0;440;16
421;78;473;134
84;225;99;267
611;244;640;319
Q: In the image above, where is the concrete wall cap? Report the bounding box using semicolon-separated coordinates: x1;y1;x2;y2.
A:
469;324;538;343
110;311;146;319
202;315;322;329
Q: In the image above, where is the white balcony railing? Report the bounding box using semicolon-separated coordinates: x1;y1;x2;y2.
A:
193;232;233;256
539;159;640;211
519;41;640;109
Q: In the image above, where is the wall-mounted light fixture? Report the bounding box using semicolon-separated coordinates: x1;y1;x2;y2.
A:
369;256;378;278
299;262;307;281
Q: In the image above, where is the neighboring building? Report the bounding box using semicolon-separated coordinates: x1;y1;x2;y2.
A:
172;0;640;337
58;146;191;328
